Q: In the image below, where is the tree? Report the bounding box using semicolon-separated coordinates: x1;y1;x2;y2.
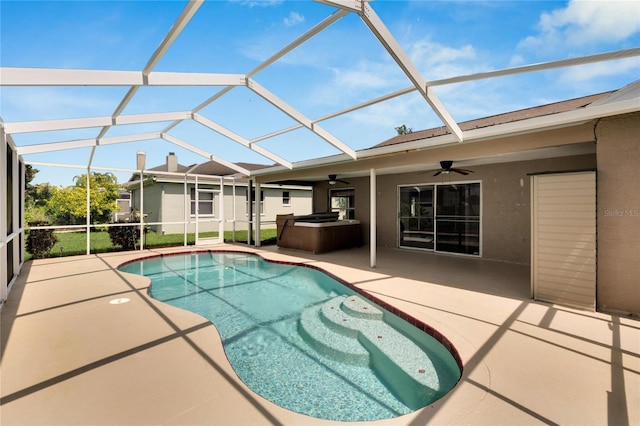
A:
25;164;38;193
30;183;54;207
24;165;52;207
395;124;413;135
46;172;120;225
24;165;55;225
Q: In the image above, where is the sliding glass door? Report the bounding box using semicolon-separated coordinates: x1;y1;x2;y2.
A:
435;184;481;255
399;185;434;249
398;182;481;255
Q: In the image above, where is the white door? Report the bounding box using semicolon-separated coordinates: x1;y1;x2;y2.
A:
531;171;596;310
194;187;222;246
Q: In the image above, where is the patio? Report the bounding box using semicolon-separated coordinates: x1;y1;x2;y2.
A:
1;244;638;425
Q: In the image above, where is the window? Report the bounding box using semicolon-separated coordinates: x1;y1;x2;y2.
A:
329;188;355;220
282;191;290;206
398;182;480;255
190;188;214;216
246;190;264;215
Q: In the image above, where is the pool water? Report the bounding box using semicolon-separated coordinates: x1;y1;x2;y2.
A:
119;251;461;421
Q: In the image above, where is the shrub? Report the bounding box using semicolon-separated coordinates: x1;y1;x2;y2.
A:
108;221;143;250
26;221;58;259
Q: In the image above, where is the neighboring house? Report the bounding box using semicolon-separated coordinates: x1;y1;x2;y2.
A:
256;82;639;316
125;152;312;235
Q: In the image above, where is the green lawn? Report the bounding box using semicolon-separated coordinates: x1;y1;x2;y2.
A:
26;228;278;260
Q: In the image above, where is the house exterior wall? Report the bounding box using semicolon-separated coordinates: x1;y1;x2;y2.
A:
314;154;597;265
149;183;187;233
131;183;164;229
596;112;640;315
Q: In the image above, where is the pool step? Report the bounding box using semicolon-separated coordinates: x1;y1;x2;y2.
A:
299;294;443;409
299;306;370;366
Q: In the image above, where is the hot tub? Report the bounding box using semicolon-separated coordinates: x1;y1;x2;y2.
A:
276;213;362;254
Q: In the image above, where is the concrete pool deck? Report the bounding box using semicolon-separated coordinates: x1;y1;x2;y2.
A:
1;244;638;425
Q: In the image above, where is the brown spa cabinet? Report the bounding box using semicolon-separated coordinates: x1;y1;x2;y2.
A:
276;213;362;254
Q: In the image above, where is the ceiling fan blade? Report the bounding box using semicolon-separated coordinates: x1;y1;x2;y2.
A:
452;169;469;175
433;171;443;177
453;168;474;175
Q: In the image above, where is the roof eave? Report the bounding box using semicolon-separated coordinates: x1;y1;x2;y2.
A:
360;98;639;159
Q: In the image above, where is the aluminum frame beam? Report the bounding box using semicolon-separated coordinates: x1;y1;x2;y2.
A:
16;132;161;155
4;111;192;134
357;2;463;142
427;47;640;87
4;0;639;182
0;68;247;87
161;133;251;175
143;1;204;75
245;48;640;147
96;0;204;140
247;78;357;159
157;9;351;157
0;68;141;86
192;113;293;169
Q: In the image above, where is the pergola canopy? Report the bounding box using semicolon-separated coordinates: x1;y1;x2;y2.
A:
1;0;639;184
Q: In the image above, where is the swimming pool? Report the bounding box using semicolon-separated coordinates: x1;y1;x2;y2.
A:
119;251;461;421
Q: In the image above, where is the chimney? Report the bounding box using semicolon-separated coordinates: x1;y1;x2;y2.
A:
136;151;146;170
166;152;177;172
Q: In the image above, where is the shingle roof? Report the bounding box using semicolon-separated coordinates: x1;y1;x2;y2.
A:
127;159;270;183
188;161;269;176
148;163;191;173
370;91;614;149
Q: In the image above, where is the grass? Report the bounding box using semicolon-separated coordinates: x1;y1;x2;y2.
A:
26;228;278;260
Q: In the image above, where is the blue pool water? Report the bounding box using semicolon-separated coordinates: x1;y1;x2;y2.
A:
119;251;461;421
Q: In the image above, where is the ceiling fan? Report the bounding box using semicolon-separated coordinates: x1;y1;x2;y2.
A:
328;174;349;185
433;160;474;176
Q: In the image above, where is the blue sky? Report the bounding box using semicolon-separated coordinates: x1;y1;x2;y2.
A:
1;0;639;186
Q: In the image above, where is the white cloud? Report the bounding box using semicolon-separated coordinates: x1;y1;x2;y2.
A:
283;11;304;27
332;61;402;91
231;0;283;8
407;39;478;80
349;94;429;131
305;58;404;108
252;21;487;117
308;37;483;108
519;0;640;50
558;56;640;83
509;54;526;67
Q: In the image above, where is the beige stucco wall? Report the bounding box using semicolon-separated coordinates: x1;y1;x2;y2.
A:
596;112;640;315
314;154;597;265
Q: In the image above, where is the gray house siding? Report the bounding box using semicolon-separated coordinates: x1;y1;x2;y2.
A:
130;181;312;235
